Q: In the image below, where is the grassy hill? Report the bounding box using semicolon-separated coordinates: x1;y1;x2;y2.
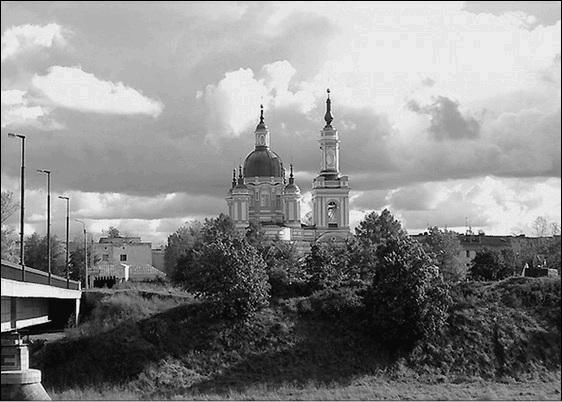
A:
31;277;561;400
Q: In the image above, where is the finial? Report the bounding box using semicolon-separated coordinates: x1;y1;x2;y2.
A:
259;104;264;124
289;163;295;184
237;165;245;186
324;88;333;127
232;169;236;188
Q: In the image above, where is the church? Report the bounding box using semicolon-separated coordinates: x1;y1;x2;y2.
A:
226;90;352;252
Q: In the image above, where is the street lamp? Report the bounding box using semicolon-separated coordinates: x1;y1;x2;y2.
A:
58;195;70;288
75;219;88;289
8;132;26;281
37;169;51;285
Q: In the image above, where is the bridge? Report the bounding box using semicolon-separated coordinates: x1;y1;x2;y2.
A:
1;259;82;400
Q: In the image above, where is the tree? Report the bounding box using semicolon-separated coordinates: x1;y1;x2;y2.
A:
23;232;65;276
182;237;270;319
164;220;202;275
169;214;237;285
200;213;236;243
303;241;359;290
107;226;121;238
1;191;18;225
365;236;451;350
355;209;407;245
420;226;466;281
353;209;408;279
533;216;548;237
469;248;514;281
68;235;99;284
1;191;18;261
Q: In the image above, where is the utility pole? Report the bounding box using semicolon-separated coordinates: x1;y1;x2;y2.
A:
8;133;26;281
37;169;51;284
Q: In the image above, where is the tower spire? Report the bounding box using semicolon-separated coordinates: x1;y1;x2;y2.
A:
256;104;266;129
232;169;236;188
324;88;333;128
289;163;295;185
237;165;246;186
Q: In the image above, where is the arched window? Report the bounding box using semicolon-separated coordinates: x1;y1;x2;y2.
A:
327;201;338;227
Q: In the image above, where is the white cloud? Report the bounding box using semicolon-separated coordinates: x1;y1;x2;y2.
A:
1;89;62;130
1;23;66;62
200;60;315;140
31;66;164;117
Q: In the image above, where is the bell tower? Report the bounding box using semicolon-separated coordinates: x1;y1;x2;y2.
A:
311;89;350;231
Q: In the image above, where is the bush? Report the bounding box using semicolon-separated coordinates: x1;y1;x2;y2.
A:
366;237;451;351
470;248;515;281
184;237;270;319
308;286;365;320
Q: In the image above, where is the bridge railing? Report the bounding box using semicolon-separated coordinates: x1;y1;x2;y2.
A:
1;260;80;290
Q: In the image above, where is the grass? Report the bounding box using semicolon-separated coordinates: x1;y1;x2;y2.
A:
49;371;562;400
30;277;561;400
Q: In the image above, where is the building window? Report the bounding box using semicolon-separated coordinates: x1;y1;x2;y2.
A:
261;193;269;207
102;254;109;261
276;195;281;208
327;201;338;223
120;254;127;262
466;250;470;258
328;223;338;228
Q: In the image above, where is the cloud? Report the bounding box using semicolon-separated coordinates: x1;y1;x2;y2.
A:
200;60;316;140
1;89;63;130
31;66;164;117
407;96;481;140
1;23;66;62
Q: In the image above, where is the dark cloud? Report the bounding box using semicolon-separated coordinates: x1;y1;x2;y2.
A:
463;1;561;27
388;185;435;211
349;189;389;211
421;77;435;87
408;96;481;141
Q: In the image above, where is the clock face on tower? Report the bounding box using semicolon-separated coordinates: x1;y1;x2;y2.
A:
326;148;335;168
257;134;266;146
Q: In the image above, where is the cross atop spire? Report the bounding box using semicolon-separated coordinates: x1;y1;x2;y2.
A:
256;104;266;130
324;88;333;127
289;163;295;184
237;165;246;186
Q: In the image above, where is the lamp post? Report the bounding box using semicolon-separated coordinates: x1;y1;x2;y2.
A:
75;219;88;289
58;196;70;288
8;133;26;281
37;169;51;285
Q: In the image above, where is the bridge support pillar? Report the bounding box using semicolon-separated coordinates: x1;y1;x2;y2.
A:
1;333;50;401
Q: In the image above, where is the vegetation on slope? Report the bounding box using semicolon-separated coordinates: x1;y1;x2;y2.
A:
32;276;560;399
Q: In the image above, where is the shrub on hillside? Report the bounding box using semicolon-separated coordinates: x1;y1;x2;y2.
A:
366;236;451;350
303;242;358;290
308;286;366;320
470;248;515;281
409;277;561;378
420;226;466;281
184;237;270;319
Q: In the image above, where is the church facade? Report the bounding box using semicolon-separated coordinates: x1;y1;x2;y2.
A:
226;90;352;252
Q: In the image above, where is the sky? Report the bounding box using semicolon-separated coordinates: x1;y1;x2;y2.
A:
1;1;560;246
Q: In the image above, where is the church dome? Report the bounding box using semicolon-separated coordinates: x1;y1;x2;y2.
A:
243;148;284;177
284;182;300;194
